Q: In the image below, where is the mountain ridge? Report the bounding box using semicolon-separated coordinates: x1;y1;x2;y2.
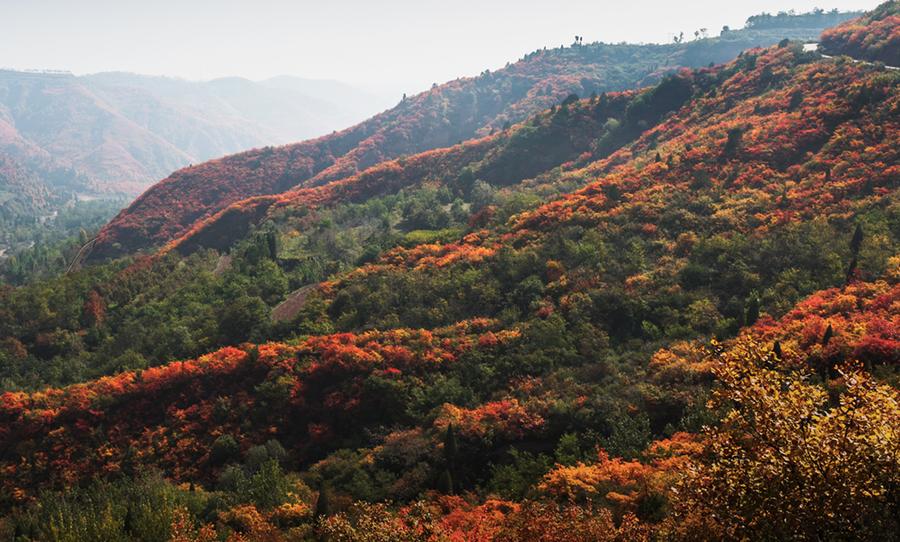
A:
89;11;862;260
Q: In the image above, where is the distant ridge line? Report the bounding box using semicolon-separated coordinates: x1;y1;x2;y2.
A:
0;68;74;76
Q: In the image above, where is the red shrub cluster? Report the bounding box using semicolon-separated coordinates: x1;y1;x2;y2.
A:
0;322;519;504
750;275;900;368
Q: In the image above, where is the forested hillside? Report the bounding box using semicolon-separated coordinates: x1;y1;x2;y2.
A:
820;1;900;64
0;5;896;541
89;10;861;259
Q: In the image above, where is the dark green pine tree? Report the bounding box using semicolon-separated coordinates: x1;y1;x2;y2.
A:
773;340;783;360
850;224;863;256
723;127;743;158
440;423;458;493
444;423;458;465
315;485;332;518
822;324;834;346
121;445;137;477
438;469;454;494
861;178;874;196
746;296;760;326
248;345;260;363
846;256;858;286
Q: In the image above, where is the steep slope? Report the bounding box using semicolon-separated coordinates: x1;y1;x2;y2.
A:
86;73;385;155
0;155;51;216
80;74;274;168
820;1;900;65
164;89;645;256
306;44;898;335
0;110;89;220
90;13;860;259
0;120;50;213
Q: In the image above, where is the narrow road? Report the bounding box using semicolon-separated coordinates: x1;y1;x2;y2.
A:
805;42;899;70
66;236;98;274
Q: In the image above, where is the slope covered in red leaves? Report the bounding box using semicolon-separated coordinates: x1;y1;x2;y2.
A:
652;272;900;381
327;44;898;292
0;320;518;504
750;277;900;367
90;29;838;260
820;1;900;66
164;90;639;255
4;268;895;507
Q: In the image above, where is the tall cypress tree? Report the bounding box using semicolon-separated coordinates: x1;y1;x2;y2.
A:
441;423;458;493
746;296;760;326
850;224;863;256
438;469;454;494
315;485;332;518
266;230;278;260
846;256;858;285
124;505;135;535
444;423;458;464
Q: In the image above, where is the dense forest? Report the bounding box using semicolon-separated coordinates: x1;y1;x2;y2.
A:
0;4;897;541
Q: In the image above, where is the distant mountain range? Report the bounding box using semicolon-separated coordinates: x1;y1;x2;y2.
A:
0;71;390;219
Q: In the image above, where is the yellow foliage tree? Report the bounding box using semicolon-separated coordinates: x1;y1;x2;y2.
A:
673;338;899;541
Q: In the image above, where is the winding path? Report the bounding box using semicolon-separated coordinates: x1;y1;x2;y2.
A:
805;42;899;70
66;236;98;274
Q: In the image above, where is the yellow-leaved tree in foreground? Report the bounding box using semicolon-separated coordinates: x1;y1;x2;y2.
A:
672;338;899;541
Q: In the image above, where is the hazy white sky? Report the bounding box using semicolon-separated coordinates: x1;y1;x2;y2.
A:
1;0;879;95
